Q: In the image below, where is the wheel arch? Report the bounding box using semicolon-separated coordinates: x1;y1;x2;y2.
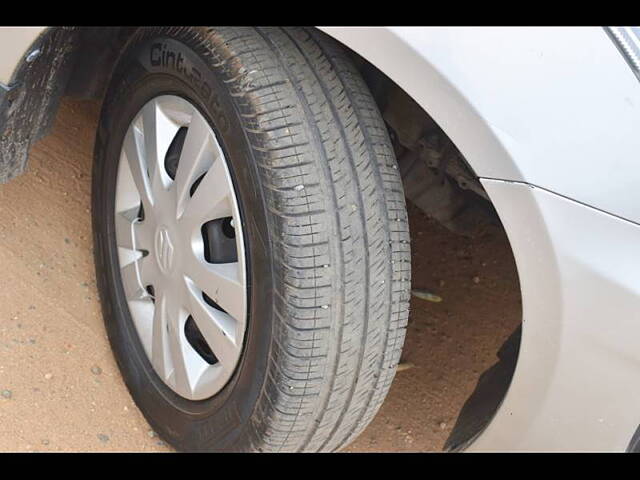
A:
0;26;139;182
0;26;525;185
317;27;524;183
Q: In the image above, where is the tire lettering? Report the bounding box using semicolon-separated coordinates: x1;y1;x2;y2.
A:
148;41;229;132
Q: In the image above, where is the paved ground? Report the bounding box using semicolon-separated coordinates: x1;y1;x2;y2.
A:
0;99;521;452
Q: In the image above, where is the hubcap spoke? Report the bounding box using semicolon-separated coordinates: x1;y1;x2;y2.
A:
185;280;239;370
122;126;153;211
165;294;211;398
114;210;136;250
166;304;192;396
151;291;172;381
180;157;233;227
141;99;179;199
185;258;245;323
174;113;220;217
115;208;152;251
120;260;147;301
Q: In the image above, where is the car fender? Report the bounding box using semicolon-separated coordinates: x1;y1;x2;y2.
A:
319;26;640;225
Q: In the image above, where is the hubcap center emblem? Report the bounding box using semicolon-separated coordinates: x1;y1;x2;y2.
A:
155;226;175;274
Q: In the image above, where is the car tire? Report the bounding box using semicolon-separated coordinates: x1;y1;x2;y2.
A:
92;26;410;452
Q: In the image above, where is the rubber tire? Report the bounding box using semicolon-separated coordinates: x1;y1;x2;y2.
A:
92;26;411;452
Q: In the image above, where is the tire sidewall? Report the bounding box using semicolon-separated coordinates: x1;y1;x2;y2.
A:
93;32;274;450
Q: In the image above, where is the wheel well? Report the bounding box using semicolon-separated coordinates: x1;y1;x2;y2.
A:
338;40;498;236
327;33;522;450
64;27;138;100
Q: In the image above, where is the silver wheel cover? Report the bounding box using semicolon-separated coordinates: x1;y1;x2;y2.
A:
114;95;247;400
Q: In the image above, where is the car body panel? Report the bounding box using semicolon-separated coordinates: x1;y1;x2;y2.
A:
319;27;640;226
0;27;45;85
470;179;640;451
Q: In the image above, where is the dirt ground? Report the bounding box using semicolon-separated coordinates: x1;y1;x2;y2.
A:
0;98;521;452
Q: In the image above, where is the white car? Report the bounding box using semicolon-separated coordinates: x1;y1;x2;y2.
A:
1;26;639;452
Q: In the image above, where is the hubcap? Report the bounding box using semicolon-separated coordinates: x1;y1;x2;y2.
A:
114;95;247;400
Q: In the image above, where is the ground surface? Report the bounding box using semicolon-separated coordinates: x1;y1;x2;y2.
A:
0;99;521;452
